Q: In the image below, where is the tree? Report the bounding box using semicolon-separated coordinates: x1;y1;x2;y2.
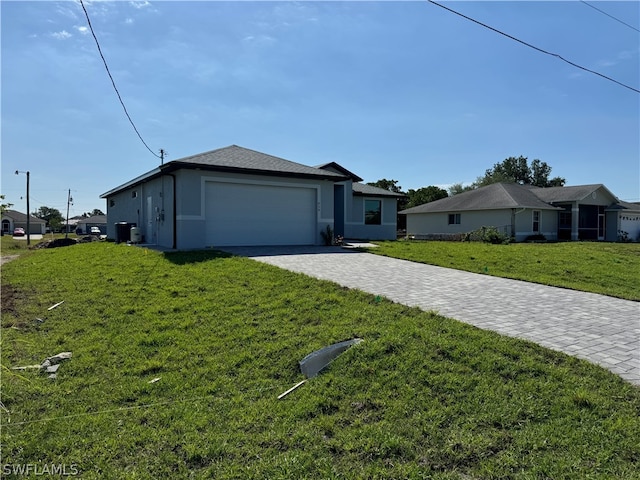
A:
448;182;474;196
450;156;566;195
478;156;565;187
33;206;64;230
0;195;12;214
406;186;448;209
366;179;403;194
83;209;105;217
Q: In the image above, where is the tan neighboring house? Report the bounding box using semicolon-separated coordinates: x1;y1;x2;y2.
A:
401;182;635;242
1;209;46;235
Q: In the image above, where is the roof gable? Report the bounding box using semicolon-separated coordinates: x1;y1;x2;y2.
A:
316;162;363;182
533;184;618;204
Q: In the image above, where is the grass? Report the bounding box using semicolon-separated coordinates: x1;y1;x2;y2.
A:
1;242;639;479
367;240;640;301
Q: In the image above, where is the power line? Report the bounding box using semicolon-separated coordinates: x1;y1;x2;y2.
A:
579;1;640;33
427;0;640;94
79;0;161;159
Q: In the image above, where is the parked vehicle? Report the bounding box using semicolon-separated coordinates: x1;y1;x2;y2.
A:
13;227;25;237
90;227;101;235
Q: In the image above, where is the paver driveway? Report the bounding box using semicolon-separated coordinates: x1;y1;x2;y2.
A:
222;246;640;386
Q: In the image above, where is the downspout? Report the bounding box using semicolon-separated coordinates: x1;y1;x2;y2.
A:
512;207;526;239
167;173;176;249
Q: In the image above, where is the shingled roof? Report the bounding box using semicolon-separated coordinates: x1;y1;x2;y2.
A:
1;209;46;224
532;184;617;203
102;145;348;198
400;183;562;214
352;183;406;198
170;145;347;180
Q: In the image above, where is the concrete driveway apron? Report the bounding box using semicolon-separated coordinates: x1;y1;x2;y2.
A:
223;247;640;386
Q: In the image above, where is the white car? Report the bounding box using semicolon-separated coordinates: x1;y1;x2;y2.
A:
90;227;102;235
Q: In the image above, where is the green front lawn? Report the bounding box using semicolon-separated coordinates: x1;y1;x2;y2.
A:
1;243;639;479
367;240;640;301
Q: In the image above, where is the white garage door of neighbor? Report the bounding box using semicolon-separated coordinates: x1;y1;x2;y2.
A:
205;182;317;246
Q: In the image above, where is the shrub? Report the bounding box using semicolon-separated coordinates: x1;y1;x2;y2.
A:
465;226;511;244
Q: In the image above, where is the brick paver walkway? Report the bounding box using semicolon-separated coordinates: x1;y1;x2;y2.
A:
223;246;640;385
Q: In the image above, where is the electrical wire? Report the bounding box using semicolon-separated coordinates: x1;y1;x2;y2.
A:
1;383;280;427
579;1;640;33
79;0;161;159
427;0;640;94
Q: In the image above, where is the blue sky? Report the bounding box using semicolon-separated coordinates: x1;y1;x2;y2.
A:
2;1;639;217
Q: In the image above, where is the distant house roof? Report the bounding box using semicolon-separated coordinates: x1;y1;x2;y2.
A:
101;145;348;198
78;215;107;224
400;183;561;214
352;183;406;198
532;184;617;203
607;200;640;212
1;209;46;224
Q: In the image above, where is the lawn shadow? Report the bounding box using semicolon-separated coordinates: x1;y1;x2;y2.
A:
217;245;366;258
162;249;234;265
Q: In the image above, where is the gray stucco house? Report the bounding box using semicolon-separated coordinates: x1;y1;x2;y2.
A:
100;145;402;249
1;209;46;235
401;182;634;242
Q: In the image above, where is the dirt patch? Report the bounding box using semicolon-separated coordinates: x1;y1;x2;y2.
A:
32;238;78;249
31;236;102;250
1;283;21;316
1;254;20;266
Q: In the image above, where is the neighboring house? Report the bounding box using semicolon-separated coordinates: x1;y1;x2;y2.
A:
61;217;81;234
1;209;46;235
100;145;403;249
76;215;107;235
401;182;631;242
608;200;640;242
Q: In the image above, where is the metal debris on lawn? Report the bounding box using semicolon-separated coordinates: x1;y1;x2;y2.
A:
40;352;72;379
278;338;364;400
277;380;307;399
148;377;161;384
299;338;363;379
47;301;65;311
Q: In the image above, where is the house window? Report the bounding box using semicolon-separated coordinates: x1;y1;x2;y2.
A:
132;191;137;199
365;199;381;225
110;199;115;207
448;213;461;225
533;210;541;233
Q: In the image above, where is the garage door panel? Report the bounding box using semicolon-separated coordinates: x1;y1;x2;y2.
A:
206;182;316;246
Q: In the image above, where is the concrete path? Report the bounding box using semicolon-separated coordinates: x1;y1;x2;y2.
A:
222;246;640;386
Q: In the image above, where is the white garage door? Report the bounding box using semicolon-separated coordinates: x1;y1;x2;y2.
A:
205;182;317;246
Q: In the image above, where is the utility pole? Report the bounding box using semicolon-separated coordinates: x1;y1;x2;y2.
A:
65;189;73;239
15;170;30;245
159;148;166;165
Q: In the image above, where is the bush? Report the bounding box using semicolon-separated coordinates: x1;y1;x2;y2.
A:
465;226;511;244
320;225;334;246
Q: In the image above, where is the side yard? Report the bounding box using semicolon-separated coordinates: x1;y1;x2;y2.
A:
368;240;640;301
1;242;639;479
